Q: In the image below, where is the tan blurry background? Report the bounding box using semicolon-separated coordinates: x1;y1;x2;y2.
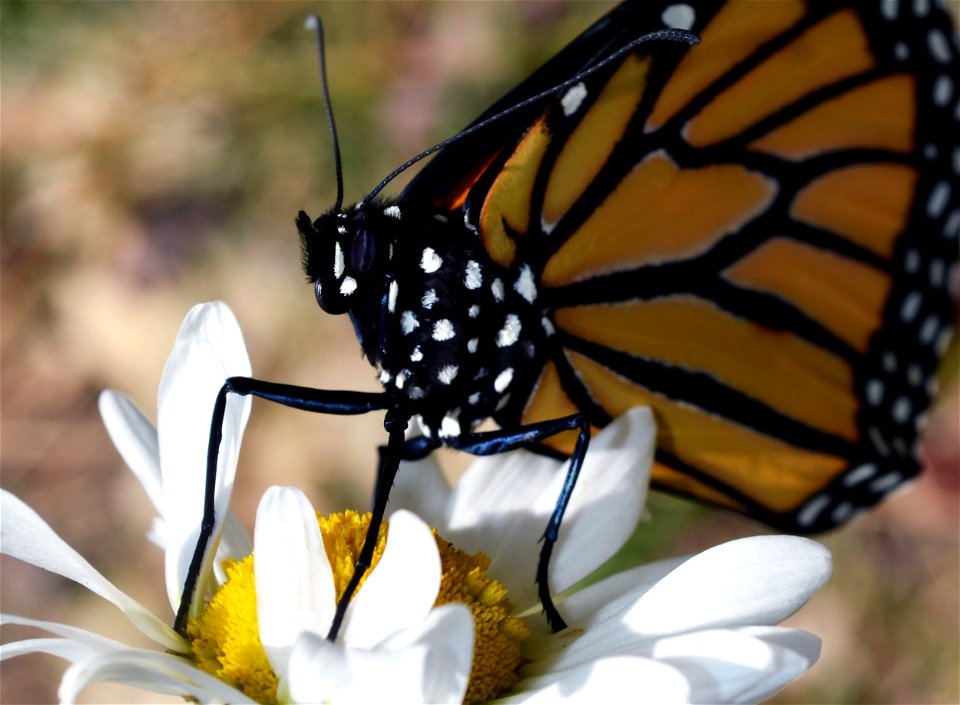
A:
1;2;957;703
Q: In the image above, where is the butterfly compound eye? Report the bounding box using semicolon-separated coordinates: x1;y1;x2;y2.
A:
350;229;377;273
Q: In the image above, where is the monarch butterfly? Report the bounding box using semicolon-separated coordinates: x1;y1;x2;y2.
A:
176;0;959;638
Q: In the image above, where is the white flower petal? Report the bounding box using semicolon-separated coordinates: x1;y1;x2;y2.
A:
738;624;822;665
1;614;130;655
440;407;654;614
0;491;184;652
379;604;474;704
283;632;426;705
1;637;94;664
255;486;336;676
343;510;441;648
501;654;691;703
550;407;654;593
648;627;819;704
390;453;452;528
559;555;688;627
525;538;830;675
98;391;162;510
158;301;251;615
283;605;472;705
58;648;251;704
624;536;832;637
442;448;557;607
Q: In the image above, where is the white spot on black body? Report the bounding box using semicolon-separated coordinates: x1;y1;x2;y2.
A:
383;205;402;219
388;280;399;313
494;368;514;393
334;241;345;279
433;319;456;342
497;314;522;348
437;365;459;385
491;278;505;302
421;247;443;273
401;310;419;335
421;288;438;309
464;260;483;290
339;276;357;296
514;264;537;303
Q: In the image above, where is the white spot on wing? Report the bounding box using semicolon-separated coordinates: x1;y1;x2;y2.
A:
468;304;481;319
869;471;903;494
410;345;423;362
928;28;951;64
796;494;830;529
467;338;479;353
383;205;401;219
865;378;884;406
892;396;912;423
919;314;940;345
662;3;695;30
561;82;588;116
927;180;950;218
421;247;442;273
933;74;953;107
900;291;922;322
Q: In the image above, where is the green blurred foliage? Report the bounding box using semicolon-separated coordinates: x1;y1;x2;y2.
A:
1;3;957;704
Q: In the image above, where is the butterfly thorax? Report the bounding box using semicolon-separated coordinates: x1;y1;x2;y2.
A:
298;200;546;440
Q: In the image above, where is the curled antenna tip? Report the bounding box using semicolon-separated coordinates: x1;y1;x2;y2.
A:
305;15;320;31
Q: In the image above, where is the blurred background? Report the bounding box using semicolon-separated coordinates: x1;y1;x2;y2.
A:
1;2;957;703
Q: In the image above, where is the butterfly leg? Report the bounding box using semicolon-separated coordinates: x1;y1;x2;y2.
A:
447;413;591;632
173;376;389;634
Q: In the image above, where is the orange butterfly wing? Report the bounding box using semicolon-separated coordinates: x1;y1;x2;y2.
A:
404;0;959;532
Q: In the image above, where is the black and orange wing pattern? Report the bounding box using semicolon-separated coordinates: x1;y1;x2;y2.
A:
401;0;959;532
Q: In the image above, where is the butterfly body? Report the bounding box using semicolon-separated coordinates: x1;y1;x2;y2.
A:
298;202;548;440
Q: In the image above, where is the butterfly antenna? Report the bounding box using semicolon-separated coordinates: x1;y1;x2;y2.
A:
360;27;699;206
306;15;345;212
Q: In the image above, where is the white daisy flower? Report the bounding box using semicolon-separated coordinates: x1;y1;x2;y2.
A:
0;301;482;703
1;301;831;704
389;406;833;704
248;486;473;704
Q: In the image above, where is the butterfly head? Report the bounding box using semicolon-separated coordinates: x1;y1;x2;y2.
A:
297;206;395;316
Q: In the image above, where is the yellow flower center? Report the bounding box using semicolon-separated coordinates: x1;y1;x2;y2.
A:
187;510;529;704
